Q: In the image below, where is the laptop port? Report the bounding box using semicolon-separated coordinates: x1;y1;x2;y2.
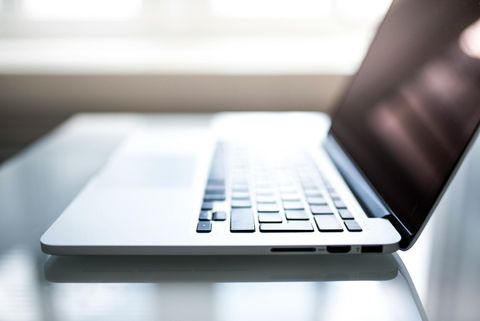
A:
326;245;351;253
271;247;316;253
361;245;383;253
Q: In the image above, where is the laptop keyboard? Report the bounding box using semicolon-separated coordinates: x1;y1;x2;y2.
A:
196;143;363;234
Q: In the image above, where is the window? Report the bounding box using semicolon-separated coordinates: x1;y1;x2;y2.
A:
0;0;392;116
0;0;391;75
0;0;390;37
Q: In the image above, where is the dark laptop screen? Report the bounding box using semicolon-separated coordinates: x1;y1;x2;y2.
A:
330;0;480;236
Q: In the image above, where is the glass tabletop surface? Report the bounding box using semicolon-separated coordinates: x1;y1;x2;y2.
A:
1;113;479;321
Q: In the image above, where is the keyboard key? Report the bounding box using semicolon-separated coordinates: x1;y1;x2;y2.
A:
344;220;362;232
338;209;354;220
208;178;224;185
231;209;255;232
257;204;280;213
281;193;301;201
212;211;227;221
326;186;336;193
197;221;212;233
302;184;318;190
300;178;315;184
314;215;343;232
231;199;252;208
204;193;225;201
256;195;277;204
279;186;297;194
307;196;327;205
201;202;214;210
232;185;249;192
329;193;341;201
258;213;283;223
199;211;212;221
232;181;249;188
232;192;250;200
310;205;333;215
334;200;347;209
283;201;304;210
285;210;309;220
304;190;323;197
260;221;314;232
255;181;272;189
206;185;225;193
256;189;275;196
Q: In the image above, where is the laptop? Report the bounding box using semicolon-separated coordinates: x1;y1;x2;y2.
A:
41;0;480;255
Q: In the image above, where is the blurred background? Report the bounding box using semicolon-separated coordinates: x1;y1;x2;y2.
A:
0;0;391;162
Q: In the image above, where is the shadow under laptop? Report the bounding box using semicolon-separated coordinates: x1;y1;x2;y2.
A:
43;254;427;321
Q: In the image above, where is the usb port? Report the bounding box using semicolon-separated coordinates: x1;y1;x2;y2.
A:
361;245;383;253
326;245;351;253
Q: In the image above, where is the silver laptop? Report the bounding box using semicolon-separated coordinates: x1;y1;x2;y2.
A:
41;0;480;255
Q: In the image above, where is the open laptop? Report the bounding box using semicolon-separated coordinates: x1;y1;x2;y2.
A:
41;0;480;255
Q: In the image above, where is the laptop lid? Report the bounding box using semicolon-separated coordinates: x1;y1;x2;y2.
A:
328;0;480;248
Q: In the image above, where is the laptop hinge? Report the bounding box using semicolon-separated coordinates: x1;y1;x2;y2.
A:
323;134;412;245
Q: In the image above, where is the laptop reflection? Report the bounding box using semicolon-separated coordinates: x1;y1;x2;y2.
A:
44;254;399;283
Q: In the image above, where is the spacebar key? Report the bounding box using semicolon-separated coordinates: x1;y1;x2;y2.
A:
260;221;314;232
231;209;255;232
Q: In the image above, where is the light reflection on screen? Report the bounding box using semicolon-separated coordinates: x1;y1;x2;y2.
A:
331;0;480;235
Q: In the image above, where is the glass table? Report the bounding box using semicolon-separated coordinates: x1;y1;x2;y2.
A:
1;113;479;321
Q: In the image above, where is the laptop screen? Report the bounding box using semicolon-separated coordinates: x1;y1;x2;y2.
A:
330;0;480;236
